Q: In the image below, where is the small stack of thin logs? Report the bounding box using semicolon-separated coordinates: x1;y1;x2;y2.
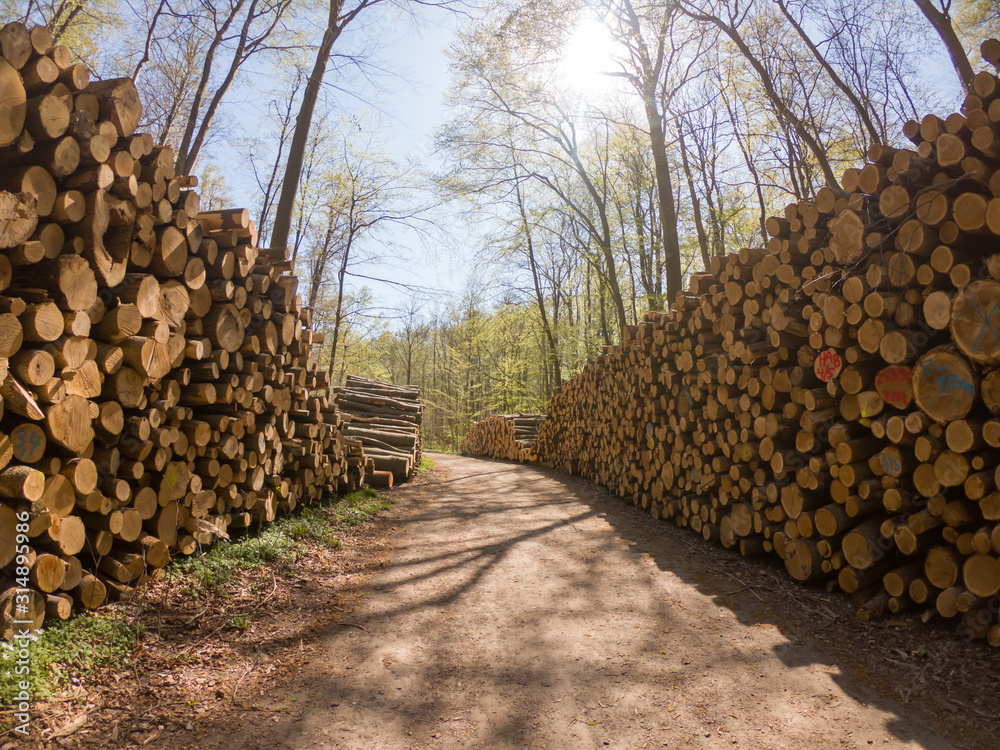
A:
461;413;545;462
536;38;1000;647
0;22;356;638
334;375;422;488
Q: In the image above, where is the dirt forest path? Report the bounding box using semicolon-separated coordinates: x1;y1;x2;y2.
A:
197;454;994;750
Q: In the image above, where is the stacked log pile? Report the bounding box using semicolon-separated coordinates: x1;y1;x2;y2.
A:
0;22;354;637
461;413;545;462
335;375;422;487
536;39;1000;646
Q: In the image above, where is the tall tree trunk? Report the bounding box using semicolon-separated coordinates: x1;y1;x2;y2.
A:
681;3;841;190
269;0;346;255
174;1;244;172
719;85;767;243
776;0;883;147
561;143;628;337
289;122;328;263
307;207;338;311
597;281;611;346
650;187;663;298
255;76;303;245
631;191;659;311
620;237;639;323
432;326;438;392
779;119;806;200
517;187;562;386
676;122;710;269
616;0;686;301
328;233;352;379
338;344;349;385
914;0;975;94
646;100;683;300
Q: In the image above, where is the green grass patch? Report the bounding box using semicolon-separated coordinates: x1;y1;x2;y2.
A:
168;525;304;589
416;456;436;474
0;487;392;714
425;445;458;454
226;614;251;632
272;490;388;544
0;609;138;709
277;507;341;548
167;489;389;590
326;487;391;529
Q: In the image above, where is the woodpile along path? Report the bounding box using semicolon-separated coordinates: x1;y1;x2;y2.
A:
461;413;545;462
469;38;1000;649
335;375;423;488
0;22;387;637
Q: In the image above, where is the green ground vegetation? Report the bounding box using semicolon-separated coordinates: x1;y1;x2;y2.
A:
0;488;392;710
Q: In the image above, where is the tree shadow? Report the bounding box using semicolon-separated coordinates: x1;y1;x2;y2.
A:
526;461;1000;750
181;454;996;750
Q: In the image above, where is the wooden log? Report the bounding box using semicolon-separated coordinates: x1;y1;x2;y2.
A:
71;572;106;609
45;592;73;619
784;538;825;581
86;78;142;138
1;585;44;638
912;347;977;424
950;280;1000;365
0;373;44;420
370;454;411;479
842;518;891;570
0;189;37;248
829;210;865;264
32;253;98;312
29;552;66;592
366;470;393;489
23;92;68;141
2;164;55;216
0;22;31;69
44;394;94;454
8;423;44;464
20;301;63;342
0;464;44;500
0;311;22;356
204;303;244;352
0;58;26;147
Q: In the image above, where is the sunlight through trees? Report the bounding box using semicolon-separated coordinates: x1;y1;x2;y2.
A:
5;0;999;447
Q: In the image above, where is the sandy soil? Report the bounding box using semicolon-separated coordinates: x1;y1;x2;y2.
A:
171;453;999;750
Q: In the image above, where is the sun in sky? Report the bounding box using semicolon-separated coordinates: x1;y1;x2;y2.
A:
557;17;620;96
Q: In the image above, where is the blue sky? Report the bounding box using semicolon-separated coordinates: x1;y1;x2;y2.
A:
212;7;468;321
201;1;966;328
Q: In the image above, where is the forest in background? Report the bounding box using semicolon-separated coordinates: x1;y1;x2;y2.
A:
4;0;999;449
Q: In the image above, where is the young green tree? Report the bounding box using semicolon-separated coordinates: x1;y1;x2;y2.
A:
596;0;708;300
268;0;466;257
295;123;429;377
439;0;632;336
679;0;842;189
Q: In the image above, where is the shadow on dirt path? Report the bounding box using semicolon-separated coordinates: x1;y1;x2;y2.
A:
185;454;998;750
